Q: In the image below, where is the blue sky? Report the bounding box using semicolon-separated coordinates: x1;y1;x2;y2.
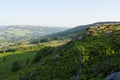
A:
0;0;120;27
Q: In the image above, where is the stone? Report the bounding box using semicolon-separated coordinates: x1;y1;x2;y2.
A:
29;72;34;77
51;54;60;60
105;72;120;80
104;31;112;34
77;36;83;40
72;75;79;80
0;78;3;80
72;35;83;41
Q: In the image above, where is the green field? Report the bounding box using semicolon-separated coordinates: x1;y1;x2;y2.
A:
0;40;68;80
0;50;37;80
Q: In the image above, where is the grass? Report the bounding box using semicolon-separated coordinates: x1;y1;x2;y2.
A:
0;40;68;80
0;50;37;80
75;36;111;49
0;24;119;80
40;40;70;47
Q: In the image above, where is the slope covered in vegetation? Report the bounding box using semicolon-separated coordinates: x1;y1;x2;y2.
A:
0;23;120;80
0;40;68;80
17;24;120;80
44;22;120;38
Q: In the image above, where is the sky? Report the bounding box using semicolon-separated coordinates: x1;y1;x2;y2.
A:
0;0;120;28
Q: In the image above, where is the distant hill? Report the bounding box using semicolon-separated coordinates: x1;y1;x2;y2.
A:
0;25;67;41
44;22;120;38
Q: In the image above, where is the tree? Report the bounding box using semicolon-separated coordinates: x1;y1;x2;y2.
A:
11;61;20;72
40;38;51;43
53;36;61;40
3;57;6;61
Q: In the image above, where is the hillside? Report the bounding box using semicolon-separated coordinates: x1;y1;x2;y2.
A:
0;25;67;41
44;22;120;38
0;23;120;80
20;23;120;80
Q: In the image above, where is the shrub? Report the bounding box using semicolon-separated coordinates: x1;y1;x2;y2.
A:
5;49;16;52
32;52;42;63
32;46;54;63
26;58;30;65
3;57;6;61
53;36;61;40
40;38;51;43
11;61;20;72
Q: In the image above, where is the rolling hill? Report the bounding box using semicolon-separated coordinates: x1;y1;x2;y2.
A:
0;25;67;41
44;22;120;38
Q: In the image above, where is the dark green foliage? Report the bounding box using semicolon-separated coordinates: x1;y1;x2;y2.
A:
0;50;4;53
26;58;30;65
53;36;62;40
11;61;20;72
111;30;120;49
32;53;41;63
3;57;6;61
30;39;40;44
5;49;16;52
32;46;54;63
40;38;50;43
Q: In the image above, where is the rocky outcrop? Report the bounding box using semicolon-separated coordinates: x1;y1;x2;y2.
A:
105;72;120;80
51;54;60;60
72;35;83;41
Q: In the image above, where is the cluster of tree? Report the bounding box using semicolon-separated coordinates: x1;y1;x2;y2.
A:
11;58;31;72
30;36;63;43
40;36;62;42
0;49;16;53
32;46;54;63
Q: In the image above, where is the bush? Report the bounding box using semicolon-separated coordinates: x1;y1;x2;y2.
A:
53;36;61;40
40;38;49;43
32;52;42;63
11;61;20;72
3;57;6;61
0;50;4;53
26;58;30;65
32;46;54;63
5;49;16;52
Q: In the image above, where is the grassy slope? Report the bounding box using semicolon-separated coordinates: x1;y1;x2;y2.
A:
0;40;68;80
0;24;120;80
0;51;37;80
16;24;120;80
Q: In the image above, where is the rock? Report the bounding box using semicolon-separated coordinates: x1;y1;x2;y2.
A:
78;36;83;40
57;61;61;65
72;35;83;41
51;54;60;60
72;75;79;80
22;63;26;66
104;31;112;34
71;58;82;80
0;78;3;80
29;72;34;77
105;72;120;80
19;75;25;80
